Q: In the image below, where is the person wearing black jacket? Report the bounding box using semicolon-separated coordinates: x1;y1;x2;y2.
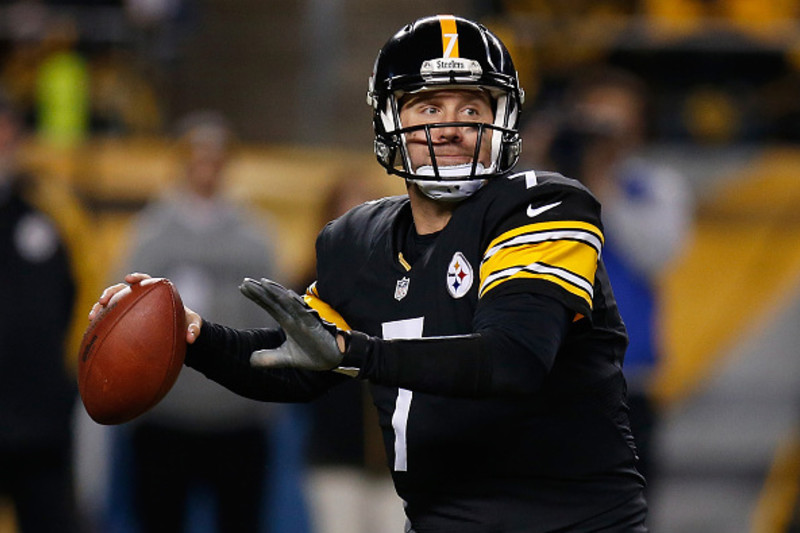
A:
0;92;80;533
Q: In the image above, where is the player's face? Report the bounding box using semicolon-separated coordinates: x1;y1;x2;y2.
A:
399;89;494;171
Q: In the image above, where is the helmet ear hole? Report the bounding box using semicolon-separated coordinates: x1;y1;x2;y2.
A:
499;135;522;172
374;138;393;168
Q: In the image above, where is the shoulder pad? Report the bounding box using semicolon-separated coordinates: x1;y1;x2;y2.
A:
480;169;600;229
322;195;406;245
479;170;604;314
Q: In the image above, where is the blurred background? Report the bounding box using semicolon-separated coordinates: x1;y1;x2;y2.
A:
1;0;800;532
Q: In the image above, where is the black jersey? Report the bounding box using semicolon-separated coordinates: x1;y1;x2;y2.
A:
306;170;645;531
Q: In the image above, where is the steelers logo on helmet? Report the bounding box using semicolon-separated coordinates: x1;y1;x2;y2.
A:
367;14;524;201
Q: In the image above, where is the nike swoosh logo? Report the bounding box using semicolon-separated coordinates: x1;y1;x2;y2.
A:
526;201;562;218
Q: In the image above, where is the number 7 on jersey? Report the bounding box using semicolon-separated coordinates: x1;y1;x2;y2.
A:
381;317;424;472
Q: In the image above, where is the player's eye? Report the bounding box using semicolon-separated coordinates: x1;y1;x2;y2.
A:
462;106;483;118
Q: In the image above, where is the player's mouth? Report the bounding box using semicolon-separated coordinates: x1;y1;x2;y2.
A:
430;153;473;166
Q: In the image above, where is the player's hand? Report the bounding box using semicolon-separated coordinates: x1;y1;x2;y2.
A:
239;277;342;370
88;272;203;344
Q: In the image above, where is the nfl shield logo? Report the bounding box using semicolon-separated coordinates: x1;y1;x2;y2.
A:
447;252;473;299
394;277;410;301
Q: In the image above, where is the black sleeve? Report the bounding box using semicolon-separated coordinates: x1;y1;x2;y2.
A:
342;292;571;397
185;320;348;403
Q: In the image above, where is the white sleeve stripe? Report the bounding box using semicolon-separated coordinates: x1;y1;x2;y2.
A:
482;229;602;263
479;261;595;297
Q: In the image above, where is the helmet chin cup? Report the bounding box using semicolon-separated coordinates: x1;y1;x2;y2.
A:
408;174;488;201
410;162;488;201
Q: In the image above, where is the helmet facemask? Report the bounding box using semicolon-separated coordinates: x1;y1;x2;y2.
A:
373;86;521;201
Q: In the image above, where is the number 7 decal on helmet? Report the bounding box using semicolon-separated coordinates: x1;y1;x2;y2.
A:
439;15;459;57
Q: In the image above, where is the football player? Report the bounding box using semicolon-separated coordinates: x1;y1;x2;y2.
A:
93;14;648;532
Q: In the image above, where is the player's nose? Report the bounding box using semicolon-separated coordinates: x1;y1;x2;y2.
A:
434;121;464;142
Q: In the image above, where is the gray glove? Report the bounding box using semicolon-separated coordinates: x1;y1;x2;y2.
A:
239;277;343;370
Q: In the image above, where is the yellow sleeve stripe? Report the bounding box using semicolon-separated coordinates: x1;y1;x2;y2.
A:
438;15;459;58
483;220;603;262
303;282;352;331
481;239;598;291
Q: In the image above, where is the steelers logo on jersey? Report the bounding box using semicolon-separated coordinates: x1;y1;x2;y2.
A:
446;251;473;299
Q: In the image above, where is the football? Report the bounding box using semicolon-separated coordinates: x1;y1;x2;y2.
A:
78;278;186;425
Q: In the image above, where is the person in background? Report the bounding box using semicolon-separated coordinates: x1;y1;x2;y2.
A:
114;110;286;533
0;89;85;532
535;66;694;493
35;13;90;147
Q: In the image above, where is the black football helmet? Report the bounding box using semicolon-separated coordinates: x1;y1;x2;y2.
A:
367;14;524;200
